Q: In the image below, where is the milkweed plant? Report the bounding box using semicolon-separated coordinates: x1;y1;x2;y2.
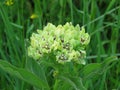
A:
28;22;90;89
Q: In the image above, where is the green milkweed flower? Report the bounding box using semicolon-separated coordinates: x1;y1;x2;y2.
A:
28;22;90;64
79;27;90;45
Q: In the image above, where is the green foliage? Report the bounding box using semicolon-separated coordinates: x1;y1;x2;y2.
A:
0;56;118;90
0;60;49;90
0;0;120;90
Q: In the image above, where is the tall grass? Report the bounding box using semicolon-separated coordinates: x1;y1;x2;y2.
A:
0;0;120;90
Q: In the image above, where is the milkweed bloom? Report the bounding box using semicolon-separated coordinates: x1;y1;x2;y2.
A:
28;22;90;64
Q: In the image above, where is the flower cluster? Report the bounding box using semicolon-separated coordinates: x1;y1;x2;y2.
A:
28;22;90;64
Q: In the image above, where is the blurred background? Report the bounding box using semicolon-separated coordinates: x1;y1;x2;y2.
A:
0;0;120;90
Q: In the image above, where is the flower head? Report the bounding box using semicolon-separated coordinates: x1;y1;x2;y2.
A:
28;22;90;64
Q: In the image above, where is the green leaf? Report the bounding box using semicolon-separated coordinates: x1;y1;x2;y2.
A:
26;58;48;84
81;63;101;78
58;76;87;90
81;56;118;79
0;60;50;90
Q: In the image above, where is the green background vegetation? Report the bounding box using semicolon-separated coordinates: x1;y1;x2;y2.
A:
0;0;120;90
